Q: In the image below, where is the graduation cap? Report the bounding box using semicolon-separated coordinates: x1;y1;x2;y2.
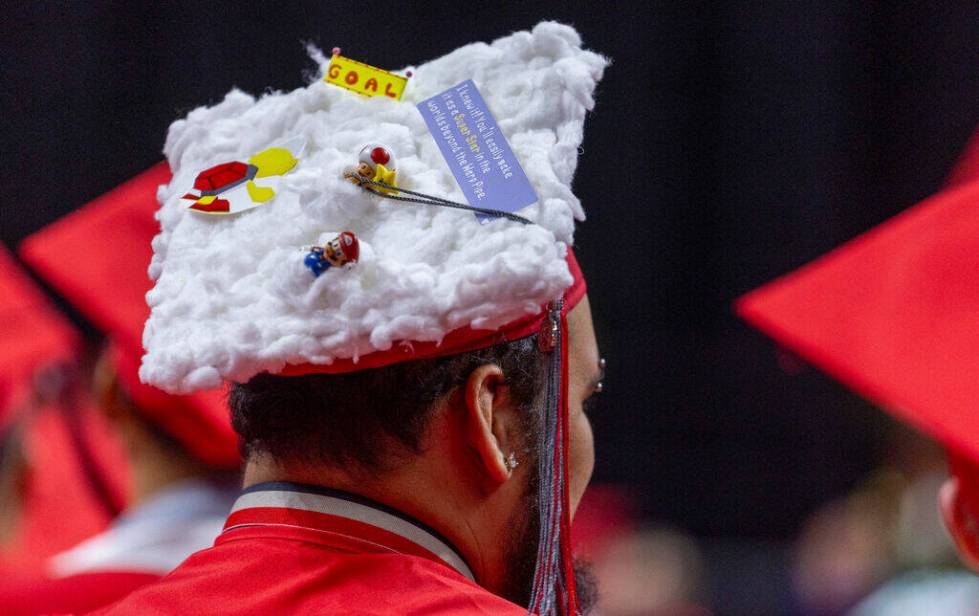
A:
736;143;979;517
139;22;606;614
19;164;240;469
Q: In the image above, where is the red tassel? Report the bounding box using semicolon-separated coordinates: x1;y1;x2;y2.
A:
558;311;579;615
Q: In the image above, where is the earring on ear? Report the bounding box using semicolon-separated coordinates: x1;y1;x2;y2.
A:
503;452;520;473
595;357;607;393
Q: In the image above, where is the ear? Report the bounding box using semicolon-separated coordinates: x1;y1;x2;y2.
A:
940;477;979;572
463;364;518;488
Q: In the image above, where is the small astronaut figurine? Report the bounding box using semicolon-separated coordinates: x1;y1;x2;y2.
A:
343;144;397;194
304;231;360;277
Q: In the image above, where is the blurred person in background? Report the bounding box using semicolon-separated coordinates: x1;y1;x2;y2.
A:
793;424;979;615
739;127;979;614
846;433;979;615
0;246;128;577
0;166;242;614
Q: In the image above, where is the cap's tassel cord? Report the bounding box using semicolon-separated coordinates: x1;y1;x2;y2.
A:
528;299;579;616
351;175;534;225
558;307;579;615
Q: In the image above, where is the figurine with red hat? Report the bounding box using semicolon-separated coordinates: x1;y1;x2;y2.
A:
303;231;360;277
343;143;398;194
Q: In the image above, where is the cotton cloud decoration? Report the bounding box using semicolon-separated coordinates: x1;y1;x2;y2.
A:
140;21;608;393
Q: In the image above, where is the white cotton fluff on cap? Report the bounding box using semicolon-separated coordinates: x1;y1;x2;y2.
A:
140;21;608;393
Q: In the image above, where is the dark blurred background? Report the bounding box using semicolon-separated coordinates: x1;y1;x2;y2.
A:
3;2;979;613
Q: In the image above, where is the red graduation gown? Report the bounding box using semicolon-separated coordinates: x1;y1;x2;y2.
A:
89;482;526;615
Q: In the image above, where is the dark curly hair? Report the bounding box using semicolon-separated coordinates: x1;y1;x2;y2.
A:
230;335;546;473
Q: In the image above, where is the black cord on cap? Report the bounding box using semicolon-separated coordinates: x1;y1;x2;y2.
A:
349;174;534;225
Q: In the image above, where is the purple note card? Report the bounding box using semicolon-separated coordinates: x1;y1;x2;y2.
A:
417;80;538;222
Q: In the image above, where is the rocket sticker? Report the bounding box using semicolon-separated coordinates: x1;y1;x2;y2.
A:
182;136;306;215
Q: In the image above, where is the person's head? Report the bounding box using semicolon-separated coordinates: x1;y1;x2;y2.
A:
232;294;603;606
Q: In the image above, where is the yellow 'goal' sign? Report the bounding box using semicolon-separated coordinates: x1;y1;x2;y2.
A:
325;55;407;101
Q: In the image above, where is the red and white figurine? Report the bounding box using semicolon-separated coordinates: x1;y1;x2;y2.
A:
343;144;398;194
304;231;360;277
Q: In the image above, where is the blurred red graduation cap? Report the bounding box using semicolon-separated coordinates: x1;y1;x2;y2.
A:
736;129;979;511
18;164;240;469
0;245;127;572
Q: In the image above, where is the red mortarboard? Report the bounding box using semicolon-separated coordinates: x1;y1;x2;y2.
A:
18;165;240;468
736;159;979;521
737;179;979;463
